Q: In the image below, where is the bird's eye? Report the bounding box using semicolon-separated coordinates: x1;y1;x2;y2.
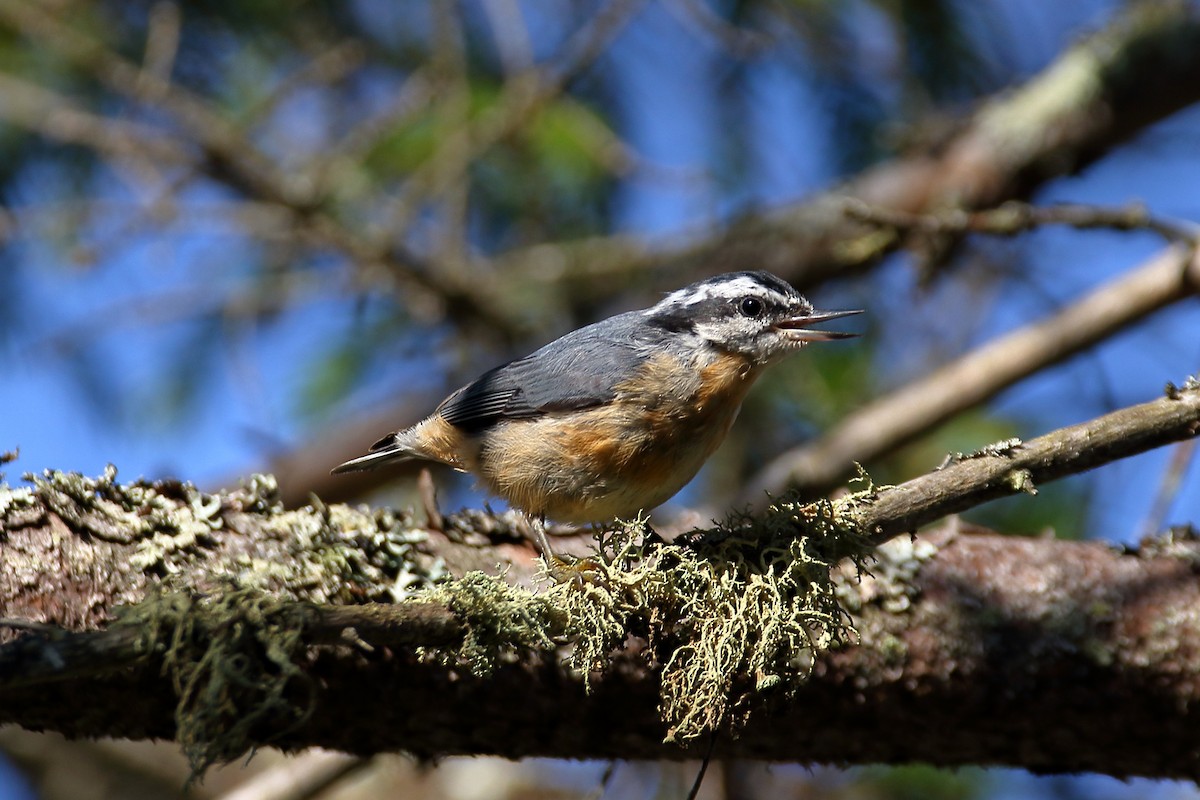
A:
738;296;764;318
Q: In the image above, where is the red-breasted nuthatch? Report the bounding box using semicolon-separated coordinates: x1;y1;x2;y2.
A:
333;271;860;553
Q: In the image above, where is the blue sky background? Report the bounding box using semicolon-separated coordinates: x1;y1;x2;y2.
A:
4;0;1197;537
2;1;1200;797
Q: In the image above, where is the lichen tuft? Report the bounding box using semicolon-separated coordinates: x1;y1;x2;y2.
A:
400;479;878;745
115;589;317;782
423;570;562;675
538;482;878;743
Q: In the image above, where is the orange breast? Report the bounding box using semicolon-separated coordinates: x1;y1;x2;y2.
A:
474;350;759;523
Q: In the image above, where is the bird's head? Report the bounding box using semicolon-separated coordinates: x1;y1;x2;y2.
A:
649;271;861;363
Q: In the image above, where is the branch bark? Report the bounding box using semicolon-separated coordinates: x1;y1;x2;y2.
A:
850;379;1200;541
5;525;1200;778
1;383;1199;776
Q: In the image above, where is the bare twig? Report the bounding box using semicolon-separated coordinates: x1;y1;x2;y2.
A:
241;40;367;129
663;0;774;58
0;72;192;166
377;0;648;234
216;751;370;800
743;245;1200;503
313;68;435;179
417;468;444;532
429;0;472;278
137;2;181;96
1140;438;1199;538
842;198;1199;245
850;379;1200;541
480;0;535;76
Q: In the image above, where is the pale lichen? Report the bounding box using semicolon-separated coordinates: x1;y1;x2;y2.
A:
114;589;317;782
421;570;561;675
1137;525;1200;564
937;437;1024;469
9;467;444;604
835;534;940;617
8;466;908;771
392;479;881;745
1006;468;1038;495
0;483;37;523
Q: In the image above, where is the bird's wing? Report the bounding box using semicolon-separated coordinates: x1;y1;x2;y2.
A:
436;314;653;433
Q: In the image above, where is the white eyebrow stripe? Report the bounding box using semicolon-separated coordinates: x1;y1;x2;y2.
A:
660;276;789;308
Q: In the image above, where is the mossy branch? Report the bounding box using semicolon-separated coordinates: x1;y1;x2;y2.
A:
1;380;1199;777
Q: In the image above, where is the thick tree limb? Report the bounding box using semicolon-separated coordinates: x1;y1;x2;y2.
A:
1;383;1199;777
4;526;1200;778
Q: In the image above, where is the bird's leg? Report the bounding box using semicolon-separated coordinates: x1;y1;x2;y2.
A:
528;513;560;565
527;514;606;586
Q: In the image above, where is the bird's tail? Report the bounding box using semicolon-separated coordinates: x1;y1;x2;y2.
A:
330;432;420;474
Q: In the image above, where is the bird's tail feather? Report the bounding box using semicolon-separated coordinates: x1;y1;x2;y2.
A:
330;433;419;474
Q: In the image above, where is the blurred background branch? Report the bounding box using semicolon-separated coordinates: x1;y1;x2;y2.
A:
743;226;1200;505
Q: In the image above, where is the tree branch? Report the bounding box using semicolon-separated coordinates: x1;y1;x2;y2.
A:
744;241;1200;502
850;378;1200;541
5;525;1200;777
2;383;1199;776
498;1;1200;297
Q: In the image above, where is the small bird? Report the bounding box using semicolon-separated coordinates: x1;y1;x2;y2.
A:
333;271;860;556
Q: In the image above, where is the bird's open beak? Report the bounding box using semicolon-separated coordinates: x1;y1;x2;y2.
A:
775;308;863;342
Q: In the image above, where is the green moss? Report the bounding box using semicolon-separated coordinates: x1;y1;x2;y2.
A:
393;478;880;745
22;467;901;771
115;589;317;783
117;491;879;772
423;570;561;675
542;482;879;743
